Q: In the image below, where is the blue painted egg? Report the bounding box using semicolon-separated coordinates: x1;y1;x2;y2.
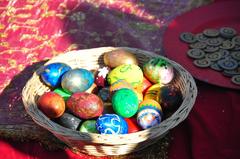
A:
40;62;71;88
96;114;128;134
137;107;162;129
61;68;94;93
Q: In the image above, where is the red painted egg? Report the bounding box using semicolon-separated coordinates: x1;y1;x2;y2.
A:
125;118;141;133
67;92;104;119
37;92;65;119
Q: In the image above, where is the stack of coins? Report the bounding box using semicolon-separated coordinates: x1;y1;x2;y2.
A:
180;27;240;85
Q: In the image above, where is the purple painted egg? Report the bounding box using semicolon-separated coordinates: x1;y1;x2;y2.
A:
143;57;174;85
66;92;104;119
96;114;128;134
137;107;162;129
40;62;71;88
158;85;183;115
61;68;94;94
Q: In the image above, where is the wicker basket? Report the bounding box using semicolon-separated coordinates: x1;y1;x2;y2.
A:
22;47;197;156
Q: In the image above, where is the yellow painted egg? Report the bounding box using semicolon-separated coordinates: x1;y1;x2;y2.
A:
103;49;138;68
107;64;143;88
144;83;162;102
134;90;143;103
138;99;162;113
109;79;133;94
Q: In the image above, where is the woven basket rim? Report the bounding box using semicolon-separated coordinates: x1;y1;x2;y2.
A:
22;46;198;145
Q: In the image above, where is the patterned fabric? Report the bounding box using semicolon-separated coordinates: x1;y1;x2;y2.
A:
0;0;212;153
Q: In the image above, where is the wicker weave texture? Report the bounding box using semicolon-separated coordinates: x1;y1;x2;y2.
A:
22;47;197;156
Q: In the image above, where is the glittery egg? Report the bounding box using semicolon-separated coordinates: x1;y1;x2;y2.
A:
55;112;82;130
137;107;162;129
96;114;128;134
37;91;65;119
79;120;98;133
103;49;138;68
125;118;141;133
138;99;162;114
61;68;94;94
158;85;183;115
40;62;71;88
109;79;133;94
107;64;143;88
144;83;161;101
66;92;104;119
112;88;138;118
143;57;174;84
95;66;111;87
54;88;71;101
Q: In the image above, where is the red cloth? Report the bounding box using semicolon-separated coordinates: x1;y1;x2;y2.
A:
168;81;240;159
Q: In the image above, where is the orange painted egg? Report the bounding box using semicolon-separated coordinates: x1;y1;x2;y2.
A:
37;92;65;119
103;49;138;68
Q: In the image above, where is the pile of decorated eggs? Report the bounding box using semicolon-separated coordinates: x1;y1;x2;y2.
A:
37;49;183;135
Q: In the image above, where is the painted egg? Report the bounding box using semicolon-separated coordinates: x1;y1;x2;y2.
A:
137;107;162;129
66;92;104;119
138;99;162;114
40;62;71;88
79;120;98;133
103;49;138;68
112;88;138;118
37;91;65;119
143;57;174;84
134;89;143;103
142;76;152;94
95;66;111;87
61;68;94;94
107;64;143;88
96;114;128;134
144;83;161;101
125;118;141;133
54;87;71;101
158;85;183;115
98;87;111;102
55;112;82;130
109;79;133;94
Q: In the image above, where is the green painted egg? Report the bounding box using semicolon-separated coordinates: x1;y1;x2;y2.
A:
79;120;98;133
112;88;138;118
